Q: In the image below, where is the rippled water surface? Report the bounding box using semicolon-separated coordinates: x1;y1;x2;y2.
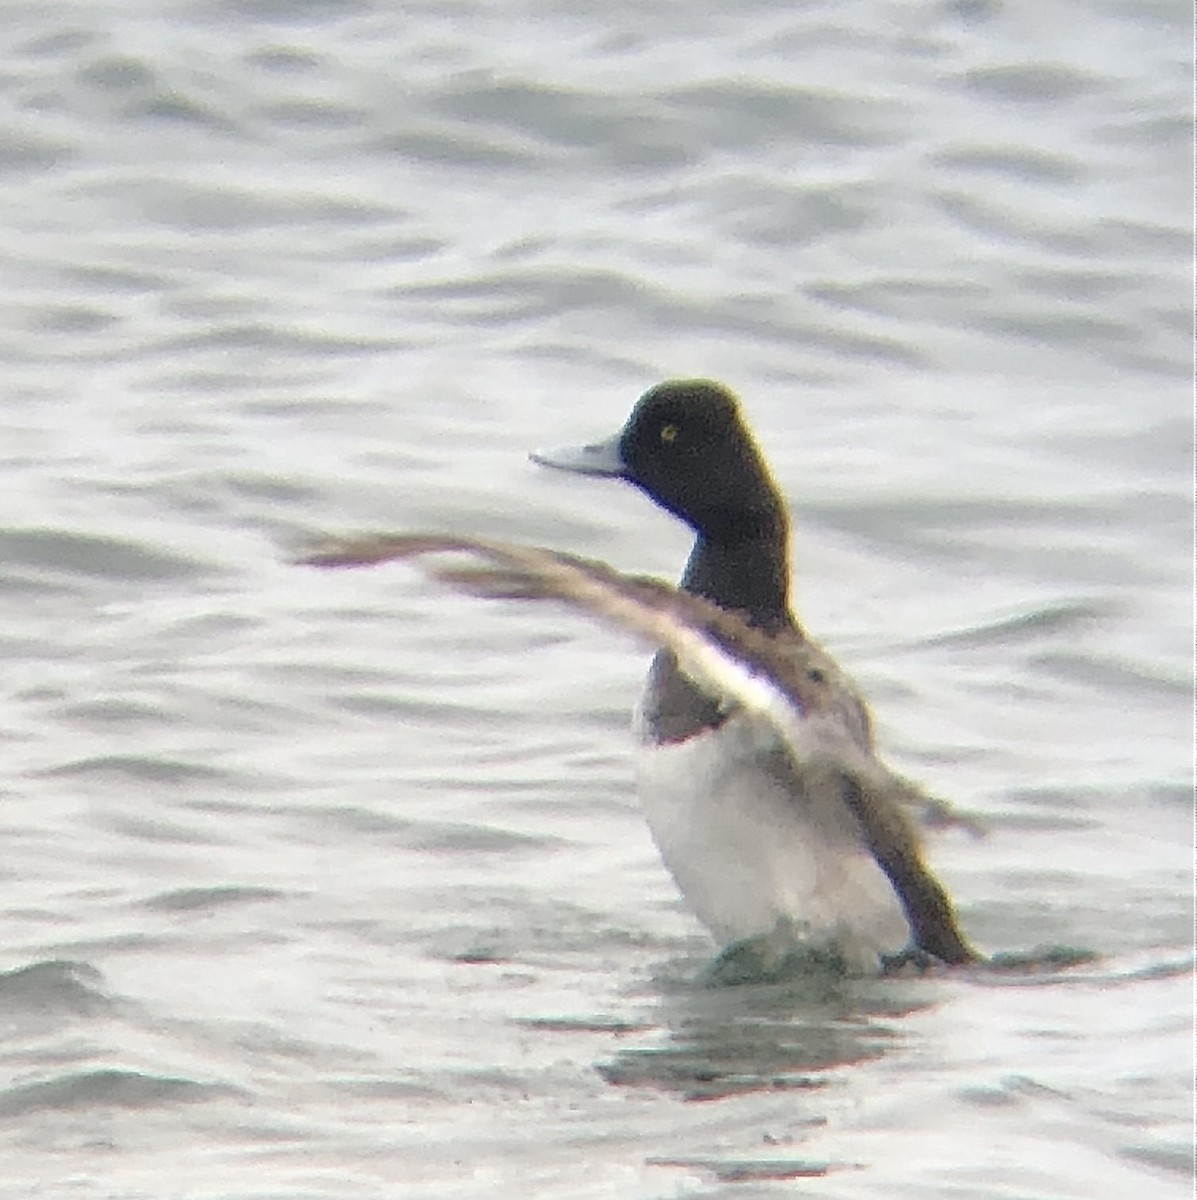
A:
0;1;1191;1197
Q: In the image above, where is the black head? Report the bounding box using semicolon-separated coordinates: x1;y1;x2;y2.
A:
616;380;786;541
531;379;794;630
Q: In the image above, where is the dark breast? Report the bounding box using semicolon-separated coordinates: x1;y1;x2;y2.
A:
639;649;731;744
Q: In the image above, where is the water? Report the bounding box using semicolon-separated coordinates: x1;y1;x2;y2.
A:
0;0;1190;1196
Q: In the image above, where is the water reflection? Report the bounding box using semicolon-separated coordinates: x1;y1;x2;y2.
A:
597;956;933;1102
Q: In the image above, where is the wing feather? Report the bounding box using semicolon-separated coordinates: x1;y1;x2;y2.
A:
300;532;979;965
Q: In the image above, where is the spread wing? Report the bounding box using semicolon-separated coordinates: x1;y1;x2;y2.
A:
300;532;979;965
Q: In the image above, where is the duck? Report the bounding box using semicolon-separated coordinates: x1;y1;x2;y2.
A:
530;379;977;972
302;379;979;974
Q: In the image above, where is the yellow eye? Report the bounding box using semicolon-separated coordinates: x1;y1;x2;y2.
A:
660;423;679;444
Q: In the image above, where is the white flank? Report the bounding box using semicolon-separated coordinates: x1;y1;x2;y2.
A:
633;705;910;966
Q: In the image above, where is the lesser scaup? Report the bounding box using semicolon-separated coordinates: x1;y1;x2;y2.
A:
304;379;978;973
530;379;977;971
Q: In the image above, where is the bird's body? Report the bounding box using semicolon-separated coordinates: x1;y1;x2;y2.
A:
633;708;911;968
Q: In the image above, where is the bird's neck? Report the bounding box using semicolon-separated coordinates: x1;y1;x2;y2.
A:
680;512;792;634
